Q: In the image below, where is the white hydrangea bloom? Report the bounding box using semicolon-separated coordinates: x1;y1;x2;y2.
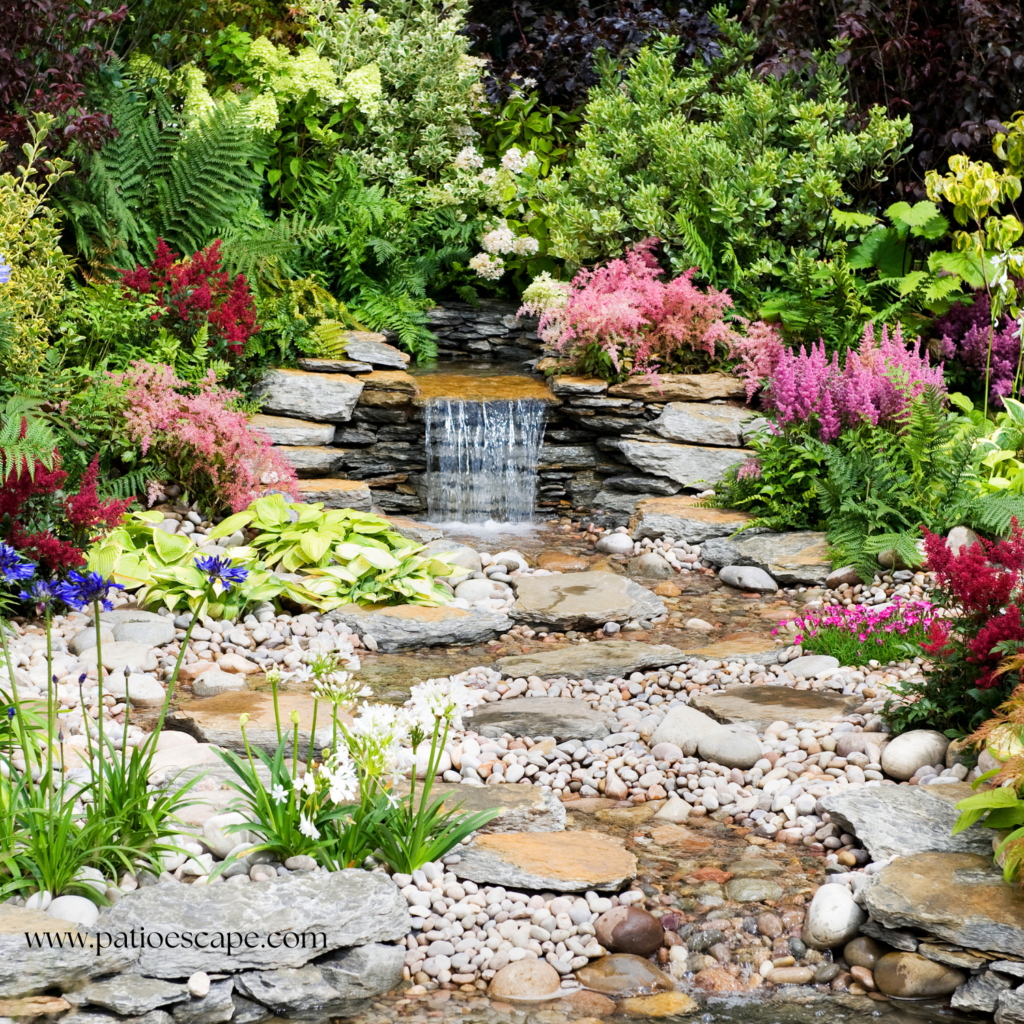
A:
454;146;484;170
249;91;280;131
469;252;505;280
501;147;535;174
513;235;540;256
340;63;382;118
481;225;517;254
478;167;497;186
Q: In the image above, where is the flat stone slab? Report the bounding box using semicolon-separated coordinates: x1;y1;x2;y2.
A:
629;495;756;543
341;333;410;369
359;369;418;394
602;439;753;488
453;831;636;892
549;376;608;396
464;696;613;741
679;637;784;666
608;372;747;402
276;446;346;477
326;604;512;652
510;571;665;630
651;402;760;447
167;692;350;758
98;870;410;978
256;368;364;423
863;852;1024;957
395;781;566;833
701;531;831;586
380;516;444;544
297;357;373;374
494;641;684;680
295;478;372;511
413;374;558;406
249;414;336;446
0;905;139;997
822;784;995;860
693;684;858;730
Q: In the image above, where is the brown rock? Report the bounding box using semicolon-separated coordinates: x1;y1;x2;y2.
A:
594;906;664;956
757;913;784;938
296;478;372;511
768;967;814;985
618;992;699;1016
553;989;616;1016
0;996;71;1016
536;551;591;572
648;823;714;854
694;967;746;992
575;954;673;997
874;952;966;998
217;653;260;675
609;372;747;402
653;581;682;597
413;373;558;406
850;966;876;990
178;660;216;683
358;369;419;393
844;936;887;970
488;960;561;1002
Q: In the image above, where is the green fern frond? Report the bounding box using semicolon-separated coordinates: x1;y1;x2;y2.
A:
0;397;57;478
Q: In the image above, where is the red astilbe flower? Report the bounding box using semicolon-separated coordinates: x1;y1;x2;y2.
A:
65;456;133;535
121;239;258;355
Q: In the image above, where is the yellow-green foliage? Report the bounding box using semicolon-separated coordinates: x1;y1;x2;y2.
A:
0;114;73;375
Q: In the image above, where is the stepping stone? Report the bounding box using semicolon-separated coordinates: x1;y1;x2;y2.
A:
510;571;665;630
600;439;752;488
340;333;410;369
413;373;559;406
166;692;350;759
297;357;372;374
651;402;762;447
276;446;346;477
678;637;783;665
393;781;565;833
629;495;756;542
76;641;157;674
548;376;608;396
608;372;747;402
821;783;994;860
494;640;684;680
359;370;418;395
463;696;613;741
296;478;372;510
692;684;858;730
701;531;831;586
326;604;512;652
256;368;363;423
863;852;1024;957
452;831;636;891
249;414;336;446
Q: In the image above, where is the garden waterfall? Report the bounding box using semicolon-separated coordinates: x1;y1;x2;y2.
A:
423;398;547;523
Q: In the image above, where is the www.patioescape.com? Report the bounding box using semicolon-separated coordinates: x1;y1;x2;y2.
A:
24;928;329;957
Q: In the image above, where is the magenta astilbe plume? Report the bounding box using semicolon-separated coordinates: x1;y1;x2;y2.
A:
759;323;944;440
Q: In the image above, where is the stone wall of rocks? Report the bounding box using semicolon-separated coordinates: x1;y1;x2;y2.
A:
252;309;766;521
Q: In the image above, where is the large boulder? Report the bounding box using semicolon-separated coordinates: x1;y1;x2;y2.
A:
97;871;410;978
600;439;752;488
256;369;364;423
510;572;665;630
325;604;512;652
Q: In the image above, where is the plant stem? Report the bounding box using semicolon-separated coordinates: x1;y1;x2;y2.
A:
309;696;319;767
150;598;204;752
272;675;281;746
44;606;53;800
0;617;35;797
93;598;104;817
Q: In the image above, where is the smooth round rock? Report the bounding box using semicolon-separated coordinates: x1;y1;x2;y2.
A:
575;954;673;997
187;972;211;998
650;742;684;763
594;906;664;956
726;878;783;903
697;731;763;769
757;912;783;938
595;534;635;555
802;883;866;950
617;991;699;1016
881;730;950;781
455;578;508;603
113;619;175;646
69;628;114;656
719;565;777;592
630;553;675;579
874;952;966;998
785;655;840;679
844;936;887;970
488;960;561;1002
47;895;100;928
769;966;814;986
192;669;247;698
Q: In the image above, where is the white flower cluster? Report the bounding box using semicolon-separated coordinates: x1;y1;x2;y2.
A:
519;271;572;342
481;224;516;254
469;253;505;280
470;220;540;279
454;146;484;171
500;147;536;174
340;63;382;118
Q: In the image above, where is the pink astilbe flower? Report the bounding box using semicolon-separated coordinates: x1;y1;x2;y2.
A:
109;361;296;513
756;323;945;440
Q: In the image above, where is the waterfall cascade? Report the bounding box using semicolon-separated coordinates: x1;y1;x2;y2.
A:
423;398;547;523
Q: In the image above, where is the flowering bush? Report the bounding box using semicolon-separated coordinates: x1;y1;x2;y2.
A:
121;239;258;358
522;238;778;382
885;521;1024;735
776;596;936;667
734;322;947;440
108;361;295;514
0;453;132;578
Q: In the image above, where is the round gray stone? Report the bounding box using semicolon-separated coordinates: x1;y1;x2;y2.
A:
697;731;763;769
786;655;840;679
113;620;176;646
718;565;777;592
725;878;784;902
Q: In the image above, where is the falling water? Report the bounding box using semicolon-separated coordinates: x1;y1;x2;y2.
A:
424;398;547;523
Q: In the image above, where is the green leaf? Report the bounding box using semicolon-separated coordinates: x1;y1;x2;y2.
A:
887;200;941;228
833;209;877;229
898;270;928;296
151;528;192;564
206;511;254;540
299;532;332;564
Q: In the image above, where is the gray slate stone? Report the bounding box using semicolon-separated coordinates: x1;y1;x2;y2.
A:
953;972;1014;1013
62;1014;173;1024
821;783;993;860
464;696;613;741
593;491;657;515
602;474;681;496
248;414;336;446
256;369;364;423
96;870;410;977
276;446;346;477
998;991;1024;1024
112;620;176;646
495;640;684;680
297;357;373;374
228;996;271;1024
318;942;405;999
510;571;665;630
719;565;777;592
395;781;566;833
171;981;235;1024
234;966;350;1015
75;977;188;1016
701;531;832;586
342;334;409;369
325;604;511;652
601;438;752;487
691;685;857;732
994;962;1024;978
651;402;755;447
0;905;139;997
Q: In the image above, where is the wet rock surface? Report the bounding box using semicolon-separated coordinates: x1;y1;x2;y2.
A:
463;696;613;740
510;571;665;629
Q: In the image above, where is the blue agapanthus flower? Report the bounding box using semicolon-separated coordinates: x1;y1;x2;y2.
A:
194;554;248;592
19;579;59;615
0;544;35;584
0;256;11;285
56;570;125;612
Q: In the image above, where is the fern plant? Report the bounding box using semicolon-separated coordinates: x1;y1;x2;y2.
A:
0;396;57;479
